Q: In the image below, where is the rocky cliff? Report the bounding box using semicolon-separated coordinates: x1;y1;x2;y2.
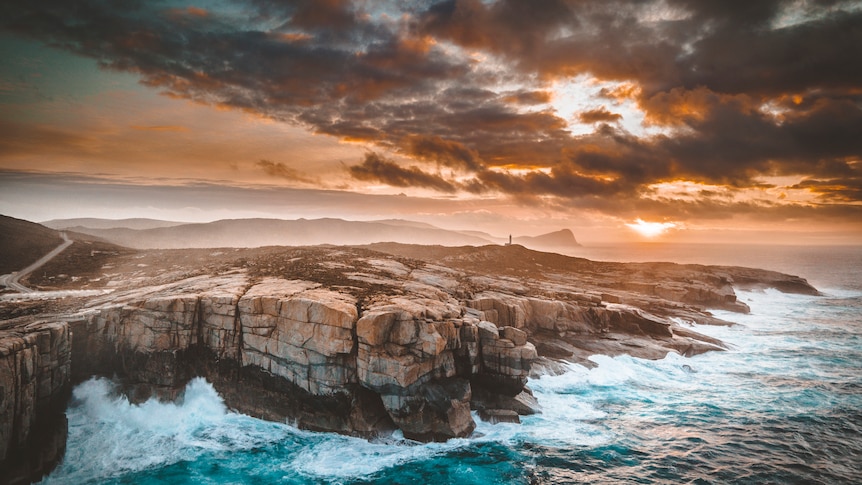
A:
0;244;821;482
0;322;70;484
66;266;540;442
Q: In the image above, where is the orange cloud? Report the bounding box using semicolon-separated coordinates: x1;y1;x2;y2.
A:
639;87;756;126
163;6;210;22
185;7;209;17
275;32;313;43
578;107;622;124
503;90;552;105
131;125;189;132
598;83;641;102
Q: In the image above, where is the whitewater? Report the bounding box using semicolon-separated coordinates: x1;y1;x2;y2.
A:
40;244;862;484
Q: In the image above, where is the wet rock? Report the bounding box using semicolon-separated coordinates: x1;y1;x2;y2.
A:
477;409;520;424
536;340;577;359
472;386;541;415
381;377;475;442
529;356;570;377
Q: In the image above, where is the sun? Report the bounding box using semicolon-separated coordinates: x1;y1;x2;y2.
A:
626;218;677;238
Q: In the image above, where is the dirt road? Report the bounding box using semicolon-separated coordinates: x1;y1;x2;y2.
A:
0;232;73;292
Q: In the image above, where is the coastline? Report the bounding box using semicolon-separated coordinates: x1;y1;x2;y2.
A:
0;242;827;483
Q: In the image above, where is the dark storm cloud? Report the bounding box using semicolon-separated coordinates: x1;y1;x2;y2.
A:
406;135;482;171
2;0;861;218
673;3;862;97
474;163;627;200
417;0;862;195
420;0;862;97
349;152;458;193
503;90;553;105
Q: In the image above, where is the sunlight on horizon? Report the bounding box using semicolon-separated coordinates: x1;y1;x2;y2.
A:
625;218;678;238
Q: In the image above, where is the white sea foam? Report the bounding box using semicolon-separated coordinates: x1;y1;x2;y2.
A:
44;377;494;482
45;368;646;482
41;377;293;484
285;431;467;479
42;372;616;483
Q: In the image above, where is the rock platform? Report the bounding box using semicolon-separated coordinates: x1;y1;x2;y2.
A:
0;244;820;482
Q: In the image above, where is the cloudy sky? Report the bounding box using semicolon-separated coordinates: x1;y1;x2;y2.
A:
1;0;861;244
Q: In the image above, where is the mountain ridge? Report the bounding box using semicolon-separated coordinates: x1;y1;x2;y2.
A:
41;217;189;231
41;217;581;251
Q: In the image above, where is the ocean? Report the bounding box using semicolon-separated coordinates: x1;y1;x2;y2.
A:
39;244;862;484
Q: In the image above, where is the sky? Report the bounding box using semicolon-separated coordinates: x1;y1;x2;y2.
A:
1;0;861;244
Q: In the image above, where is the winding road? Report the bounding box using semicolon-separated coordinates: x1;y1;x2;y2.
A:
0;232;73;293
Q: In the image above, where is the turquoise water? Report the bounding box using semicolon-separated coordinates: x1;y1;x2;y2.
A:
41;245;862;484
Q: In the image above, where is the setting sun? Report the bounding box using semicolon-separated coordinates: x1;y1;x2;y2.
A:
625;218;677;238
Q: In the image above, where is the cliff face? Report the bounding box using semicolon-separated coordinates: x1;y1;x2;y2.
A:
0;244;822;482
0;322;70;484
59;268;540;442
64;270;700;443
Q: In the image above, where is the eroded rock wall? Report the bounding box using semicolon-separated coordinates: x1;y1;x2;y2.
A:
0;322;70;484
66;275;538;442
239;281;358;397
1;264;727;461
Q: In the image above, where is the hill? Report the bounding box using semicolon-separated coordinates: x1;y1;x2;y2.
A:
0;215;63;274
41;216;582;252
514;229;581;248
42;217;189;231
58;217;496;249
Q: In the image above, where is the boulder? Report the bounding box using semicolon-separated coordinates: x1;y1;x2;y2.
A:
477;409;520;425
500;326;528;346
356;311;396;346
472;386;541;416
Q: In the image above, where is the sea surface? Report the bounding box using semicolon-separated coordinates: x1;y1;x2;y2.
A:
41;244;862;484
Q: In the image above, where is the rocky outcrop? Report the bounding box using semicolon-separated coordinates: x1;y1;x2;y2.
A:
0;322;70;484
59;272;540;442
352;294;538;440
462;290;728;367
239;280;357;397
0;243;822;482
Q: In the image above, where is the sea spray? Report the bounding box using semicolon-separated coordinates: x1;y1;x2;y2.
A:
43;378;532;484
41;377;294;484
